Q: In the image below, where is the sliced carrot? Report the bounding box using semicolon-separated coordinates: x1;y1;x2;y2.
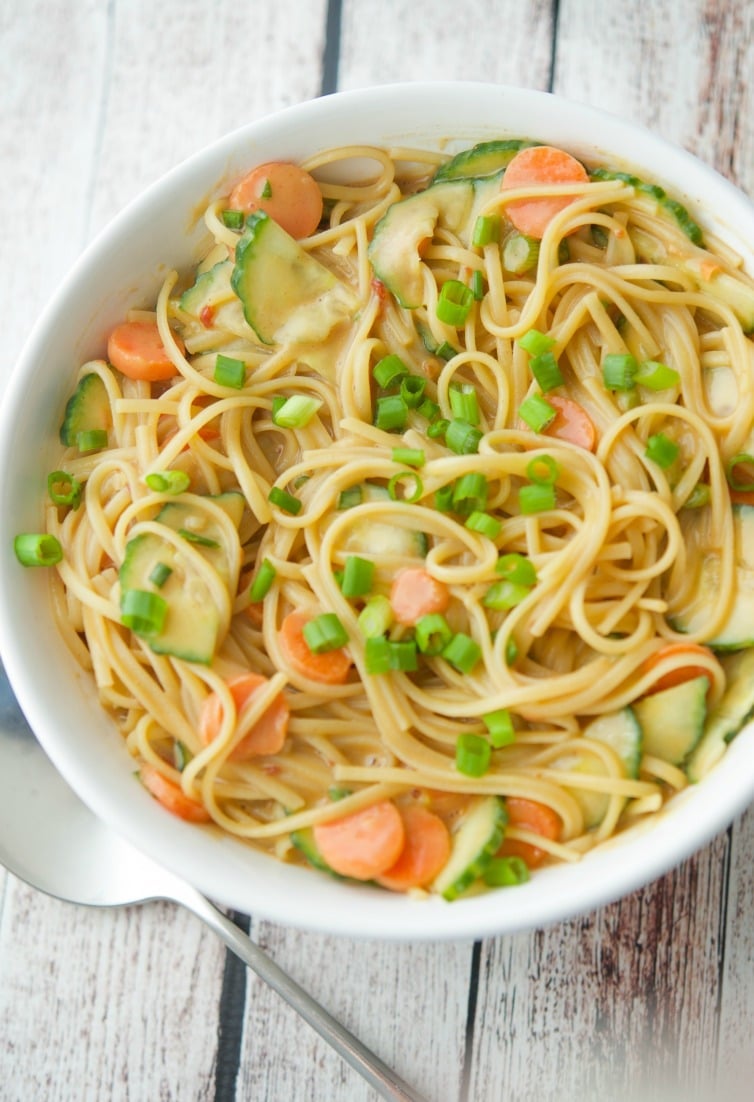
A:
107;319;183;382
278;610;353;685
390;567;450;627
312;799;405;880
641;642;716;694
228;161;323;239
199;672;289;761
501;145;589;239
139;763;211;823
543;394;597;451
376;804;451;892
497;796;561;869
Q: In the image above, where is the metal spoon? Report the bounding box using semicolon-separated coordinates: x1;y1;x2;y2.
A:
0;666;428;1102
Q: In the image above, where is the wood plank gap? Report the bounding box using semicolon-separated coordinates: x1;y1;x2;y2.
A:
213;910;252;1102
547;0;561;93
459;940;482;1102
81;0;116;246
320;0;343;96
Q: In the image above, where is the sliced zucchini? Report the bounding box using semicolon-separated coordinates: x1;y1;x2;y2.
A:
343;484;427;559
686;649;754;782
368;173;502;309
180;258;236;316
591;167;703;244
550;752;611;830
432;139;539;182
673;505;754;649
59;371;110;446
583;708;642;778
632;676;708;766
231;211;357;345
290;827;342;878
431;795;507;901
155;492;244;586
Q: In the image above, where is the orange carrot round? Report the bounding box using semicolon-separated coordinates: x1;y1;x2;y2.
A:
390;567;450;627
313;799;405;880
139;763;210;823
497;796;561;869
641;642;716;695
107;319;182;382
543;394;597;451
229;161;323;239
278;610;353;685
376;804;451;892
501;145;589;239
199;673;289;760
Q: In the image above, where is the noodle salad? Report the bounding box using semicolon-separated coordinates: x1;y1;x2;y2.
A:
15;137;754;900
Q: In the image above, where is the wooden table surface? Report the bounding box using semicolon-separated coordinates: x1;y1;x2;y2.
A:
1;2;753;1100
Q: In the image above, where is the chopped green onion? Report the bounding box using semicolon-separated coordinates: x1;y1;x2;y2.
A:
221;209;245;229
684;482;712;509
449;384;480;425
518;394;556;433
482;709;516;749
273;394;322;428
725;453;754;492
517;329;556;357
374;394;408;432
436;341;457;361
634;360;680;390
358;595;393;638
391;447;425;468
340;555;375;598
602;353;638;391
445;418;482;454
483;579;532;610
496;553;537;586
455;732;491;777
261;178;272;198
427;417;450;440
483;855;530;887
145;470;191;494
388;639;419;672
303;613;349;654
590;224;609;249
47;470;82;508
400;375;426;408
558;239;570;264
173;740;193;771
249;558;276;601
214;353;246;389
505;637;519;665
148;562;173;588
436;280;474;327
13;533;63;567
328;785;352;801
502;232;540;273
470;270;485;301
645;433;679;470
364;636;418;674
418;398;440;421
337;486;363;510
388;471;423;503
528;351;563;393
121;588;167;636
519;483;556;513
434;484;455;512
77;429;108;453
526;454;559;486
271;395;287;420
465;511;502;539
472;214;501;247
373;354;409;388
453;472;488;515
268;486;302;515
415;613;453;656
442;632;481;674
178;528;220;548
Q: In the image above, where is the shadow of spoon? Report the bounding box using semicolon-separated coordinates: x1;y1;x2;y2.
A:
0;665;428;1102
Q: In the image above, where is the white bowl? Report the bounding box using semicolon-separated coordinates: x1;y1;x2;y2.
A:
2;82;754;941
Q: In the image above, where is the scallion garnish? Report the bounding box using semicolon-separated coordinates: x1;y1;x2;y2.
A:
445;418;482;454
449;384;480;425
268;486;302;515
526;454;559;486
529;351;564;393
391;447;425;468
455;732;491;777
303;613;349;654
178;528;220;548
77;429;108;453
13;533;63;567
602;353;638;391
517;329;556;357
427;417;450;440
684;482;711;509
452;472;488;515
337;485;363;510
340;555;375;599
472;214;501;247
442;632;481;674
483;579;532;610
436;341;457;361
272;394;323;428
47;470;82;509
387;471;423;503
358;595;393;638
502;232;540;273
645;433;680;470
374;394;408;432
506;637;519;665
415;613;453;656
221;209;245;229
400;375;426;408
465;511;502;539
261;178;272;199
483;855;530;887
470;270;485;301
482;709;515;749
173;740;193;771
364;636;418;674
145;470;191;494
518;394;556;433
373;354;409;389
214;353;246;389
148;562;173;588
519;483;556;513
436;280;474;327
634;360;680;390
418;398;440;422
496;553;537;586
434;484;454;512
725;453;754;492
121;588;167;636
249;558;276;601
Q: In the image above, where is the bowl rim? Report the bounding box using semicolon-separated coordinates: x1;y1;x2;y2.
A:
2;81;754;941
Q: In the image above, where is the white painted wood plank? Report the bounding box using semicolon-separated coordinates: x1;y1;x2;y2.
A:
339;0;554;90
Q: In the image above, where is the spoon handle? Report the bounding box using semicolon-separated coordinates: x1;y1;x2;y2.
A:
177;885;430;1102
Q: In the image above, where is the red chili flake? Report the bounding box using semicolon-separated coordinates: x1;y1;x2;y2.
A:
199;304;216;328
